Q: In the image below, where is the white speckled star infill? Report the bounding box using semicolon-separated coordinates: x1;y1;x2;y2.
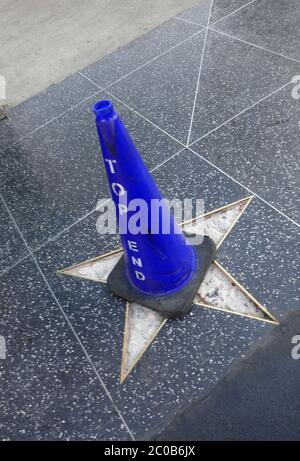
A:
60;196;278;383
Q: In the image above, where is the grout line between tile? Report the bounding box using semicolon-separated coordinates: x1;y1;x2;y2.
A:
3;0;297;153
210;0;258;26
174;0;258;29
80;72;300;228
0;253;31;278
9;90;102;148
188;80;293;147
102;29;206;91
0;145;186;278
31;205;107;254
150;146;186;173
2;57;299;280
29;146;186;256
0;193;135;441
188;146;300;228
2;73;295;284
209;26;300;64
100;84;187;148
186;0;214;146
173;16;206;27
4;29;205;151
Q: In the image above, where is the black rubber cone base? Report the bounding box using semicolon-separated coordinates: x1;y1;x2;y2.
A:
107;235;216;319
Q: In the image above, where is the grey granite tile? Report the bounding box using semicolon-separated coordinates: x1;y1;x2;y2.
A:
0;258;130;440
0;198;29;275
81;18;203;88
189;29;300;142
177;0;253;26
36;230;272;440
0;73;98;151
34;150;273;438
191;84;300;222
218;197;300;321
176;0;212;26
0;93;181;250
153;148;247;207
108;32;206;144
154;310;300;441
35;147;249;273
210;0;255;24
214;0;300;61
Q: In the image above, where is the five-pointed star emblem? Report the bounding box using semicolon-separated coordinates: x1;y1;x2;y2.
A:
59;196;278;383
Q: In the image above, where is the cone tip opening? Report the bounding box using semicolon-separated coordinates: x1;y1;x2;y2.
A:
92;100;114;119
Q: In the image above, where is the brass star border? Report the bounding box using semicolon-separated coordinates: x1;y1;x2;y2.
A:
58;196;279;383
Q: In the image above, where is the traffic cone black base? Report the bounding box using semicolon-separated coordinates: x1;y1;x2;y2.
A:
108;235;216;319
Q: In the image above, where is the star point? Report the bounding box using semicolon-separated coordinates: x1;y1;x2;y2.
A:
59;195;278;383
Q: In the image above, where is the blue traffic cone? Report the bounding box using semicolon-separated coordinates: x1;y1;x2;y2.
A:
93;100;215;318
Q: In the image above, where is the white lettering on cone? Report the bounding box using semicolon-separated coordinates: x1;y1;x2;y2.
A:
105;159;117;174
135;271;145;281
128;240;138;252
126;241;146;282
106;156;147;283
112;182;126;196
132;256;142;267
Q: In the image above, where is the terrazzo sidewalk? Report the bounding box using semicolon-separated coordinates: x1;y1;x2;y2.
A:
0;0;299;440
